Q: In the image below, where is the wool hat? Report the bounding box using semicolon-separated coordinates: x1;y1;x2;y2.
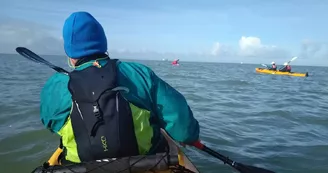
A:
62;11;107;59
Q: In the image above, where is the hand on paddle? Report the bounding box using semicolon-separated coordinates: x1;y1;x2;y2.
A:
180;139;201;148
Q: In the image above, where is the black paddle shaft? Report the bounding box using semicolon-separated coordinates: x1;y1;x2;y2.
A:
15;47;69;74
202;146;276;173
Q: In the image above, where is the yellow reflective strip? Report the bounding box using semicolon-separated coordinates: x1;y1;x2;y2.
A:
130;103;153;154
58;117;81;163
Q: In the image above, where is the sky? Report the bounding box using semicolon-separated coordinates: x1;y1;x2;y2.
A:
1;0;328;66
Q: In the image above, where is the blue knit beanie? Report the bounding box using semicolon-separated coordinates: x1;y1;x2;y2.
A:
63;11;107;59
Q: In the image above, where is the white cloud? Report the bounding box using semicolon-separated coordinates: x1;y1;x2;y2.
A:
0;17;63;55
209;36;328;66
210;42;236;58
300;39;328;60
211;42;221;56
0;16;326;66
238;36;273;56
210;36;291;62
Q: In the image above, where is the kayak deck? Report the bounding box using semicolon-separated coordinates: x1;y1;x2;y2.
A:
255;68;308;77
31;129;200;173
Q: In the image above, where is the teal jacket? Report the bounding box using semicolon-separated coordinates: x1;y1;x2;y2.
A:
40;58;200;144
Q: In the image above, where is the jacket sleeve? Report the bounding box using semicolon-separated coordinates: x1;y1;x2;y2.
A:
40;73;72;134
117;62;200;144
150;71;200;143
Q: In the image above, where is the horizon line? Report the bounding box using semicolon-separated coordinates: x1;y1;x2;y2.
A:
1;52;327;68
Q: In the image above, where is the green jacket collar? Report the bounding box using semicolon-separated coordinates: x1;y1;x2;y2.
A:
73;57;109;71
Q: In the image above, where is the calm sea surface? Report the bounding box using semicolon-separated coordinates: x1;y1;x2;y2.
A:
0;53;327;173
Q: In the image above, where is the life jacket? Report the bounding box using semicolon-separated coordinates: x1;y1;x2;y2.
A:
286;65;291;70
272;65;276;69
66;58;139;162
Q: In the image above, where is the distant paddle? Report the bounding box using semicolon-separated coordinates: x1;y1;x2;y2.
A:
279;56;297;70
261;64;268;68
192;141;276;173
15;47;69;74
287;56;297;64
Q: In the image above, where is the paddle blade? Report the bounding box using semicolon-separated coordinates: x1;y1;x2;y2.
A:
15;47;69;74
290;56;297;62
235;163;276;173
286;56;298;65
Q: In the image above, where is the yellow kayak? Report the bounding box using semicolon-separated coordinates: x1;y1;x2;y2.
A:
31;129;200;173
255;68;308;77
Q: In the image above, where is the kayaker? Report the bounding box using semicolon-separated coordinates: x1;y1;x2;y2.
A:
172;59;179;65
268;62;277;70
40;11;200;164
280;62;292;72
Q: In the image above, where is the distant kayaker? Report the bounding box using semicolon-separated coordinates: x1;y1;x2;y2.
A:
280;62;292;72
39;11;200;164
268;62;277;70
172;59;179;65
